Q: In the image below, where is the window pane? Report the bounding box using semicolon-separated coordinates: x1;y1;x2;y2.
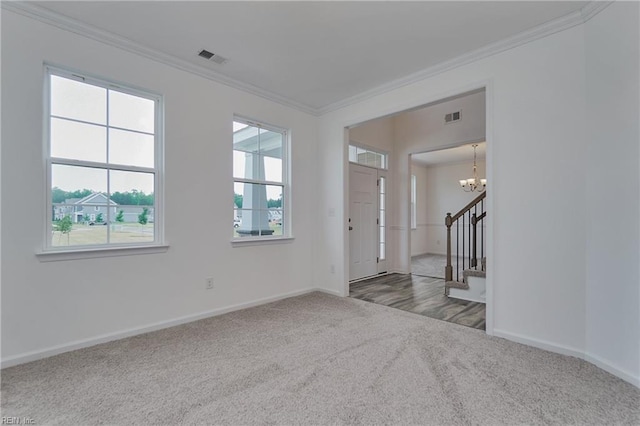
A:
266;185;283;209
51;118;106;163
233;208;242;235
51;75;106;125
52;164;107;195
110;206;154;243
235;183;267;209
233;124;259;153
349;145;357;162
109;170;154;206
233;183;281;237
349;145;387;169
380;243;386;260
380;210;385;226
51;204;108;247
233;121;248;132
268;209;283;236
109;90;155;133
234;209;272;236
259;129;283;159
233;151;262;180
264;156;282;183
109;128;154;168
233;150;245;179
234;152;282;182
259;210;272;236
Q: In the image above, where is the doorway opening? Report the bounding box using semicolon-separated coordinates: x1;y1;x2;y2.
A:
410;142;486;280
346;87;489;331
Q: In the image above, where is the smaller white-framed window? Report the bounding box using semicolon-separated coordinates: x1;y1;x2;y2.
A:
233;117;290;240
411;175;417;230
349;144;388;169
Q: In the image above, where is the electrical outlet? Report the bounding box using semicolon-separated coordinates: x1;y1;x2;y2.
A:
205;278;214;290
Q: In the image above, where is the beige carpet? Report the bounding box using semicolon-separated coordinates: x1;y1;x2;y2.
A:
1;292;638;425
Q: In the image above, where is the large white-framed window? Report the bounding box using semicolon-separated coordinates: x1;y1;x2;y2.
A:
233;117;289;240
44;65;163;252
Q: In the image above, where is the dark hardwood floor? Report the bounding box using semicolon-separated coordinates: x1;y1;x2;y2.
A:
350;274;486;330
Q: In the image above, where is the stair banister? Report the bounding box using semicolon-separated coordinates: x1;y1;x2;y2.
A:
445;191;486;283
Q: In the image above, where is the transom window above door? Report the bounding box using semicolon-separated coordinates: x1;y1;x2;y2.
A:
348;144;388;169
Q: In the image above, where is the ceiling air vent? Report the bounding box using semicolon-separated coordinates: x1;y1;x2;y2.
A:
445;110;461;124
198;49;228;65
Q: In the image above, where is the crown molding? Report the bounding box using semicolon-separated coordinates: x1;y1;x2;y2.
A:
317;1;614;115
1;1;319;116
3;1;613;117
581;1;614;22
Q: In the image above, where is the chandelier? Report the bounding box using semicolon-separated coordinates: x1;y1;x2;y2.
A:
459;144;486;192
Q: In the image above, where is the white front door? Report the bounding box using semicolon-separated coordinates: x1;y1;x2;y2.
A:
349;163;378;281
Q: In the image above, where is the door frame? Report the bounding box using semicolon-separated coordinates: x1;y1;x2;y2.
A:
408;137;486;274
348;162;380;282
342;80;494;335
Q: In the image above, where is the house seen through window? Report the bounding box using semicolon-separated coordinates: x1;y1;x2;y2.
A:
46;66;162;249
233;118;288;239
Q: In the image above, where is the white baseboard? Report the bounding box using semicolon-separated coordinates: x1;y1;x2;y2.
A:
493;329;584;358
584;352;640;388
313;287;343;297
1;287;332;369
494;328;639;388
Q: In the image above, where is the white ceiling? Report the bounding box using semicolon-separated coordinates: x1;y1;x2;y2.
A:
412;142;486;167
32;1;589;112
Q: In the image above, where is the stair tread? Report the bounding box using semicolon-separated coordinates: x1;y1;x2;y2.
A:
445;280;469;290
463;269;486;279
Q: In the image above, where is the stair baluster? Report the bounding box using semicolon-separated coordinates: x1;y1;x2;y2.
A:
444;192;486;287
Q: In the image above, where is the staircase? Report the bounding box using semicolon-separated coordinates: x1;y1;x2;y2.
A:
444;192;487;302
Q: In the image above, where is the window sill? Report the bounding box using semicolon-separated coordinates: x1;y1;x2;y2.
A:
230;236;294;247
36;244;170;262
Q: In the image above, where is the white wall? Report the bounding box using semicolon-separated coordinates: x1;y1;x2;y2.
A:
394;91;486;153
1;10;319;363
585;2;640;384
349;116;394;153
317;18;588;359
410;162;429;256
411;159;487;257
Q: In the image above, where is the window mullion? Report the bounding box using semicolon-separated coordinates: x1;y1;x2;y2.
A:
234;177;283;187
50;158;154;174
